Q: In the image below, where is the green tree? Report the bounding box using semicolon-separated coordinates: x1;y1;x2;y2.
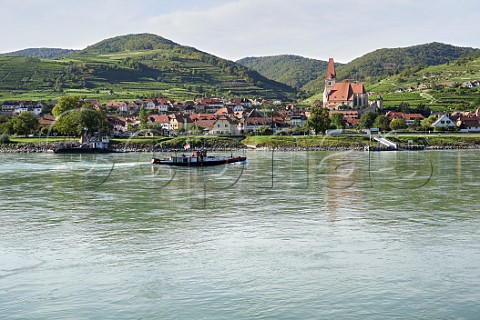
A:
0;132;10;144
9;112;39;137
305;106;330;134
390;118;407;131
257;126;273;135
410;117;422;129
330;113;346;129
421;115;437;130
139;105;148;130
52;96;82;118
357;112;378;129
54;106;111;136
373;114;390;131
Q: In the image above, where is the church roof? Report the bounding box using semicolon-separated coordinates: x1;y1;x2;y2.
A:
325;58;336;80
327;82;365;101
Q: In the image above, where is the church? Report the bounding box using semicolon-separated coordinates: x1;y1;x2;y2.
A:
322;58;368;110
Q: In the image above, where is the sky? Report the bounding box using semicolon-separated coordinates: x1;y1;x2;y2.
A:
1;0;478;63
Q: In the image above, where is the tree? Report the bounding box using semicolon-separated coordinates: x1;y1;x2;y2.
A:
421;115;437;130
410;117;422;129
373;114;390;132
257;126;273;135
52;96;82;118
305;106;330;134
330;113;346;129
9;112;39;137
139;105;148;130
0;132;10;144
54;106;111;136
390;118;407;131
357;112;378;129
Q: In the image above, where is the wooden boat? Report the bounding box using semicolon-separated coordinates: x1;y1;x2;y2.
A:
151;149;247;167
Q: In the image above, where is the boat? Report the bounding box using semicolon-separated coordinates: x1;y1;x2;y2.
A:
151;149;247;167
48;135;114;154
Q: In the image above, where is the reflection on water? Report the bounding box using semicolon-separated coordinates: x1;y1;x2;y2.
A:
1;150;480;319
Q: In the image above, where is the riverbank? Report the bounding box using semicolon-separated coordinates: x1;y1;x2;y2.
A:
2;134;480;153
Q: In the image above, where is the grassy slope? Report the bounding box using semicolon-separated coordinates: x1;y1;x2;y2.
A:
0;35;295;102
242;134;480;148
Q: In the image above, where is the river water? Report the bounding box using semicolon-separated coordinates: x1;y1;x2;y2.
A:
0;150;479;319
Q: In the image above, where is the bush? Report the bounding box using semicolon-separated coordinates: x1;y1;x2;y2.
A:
0;132;10;144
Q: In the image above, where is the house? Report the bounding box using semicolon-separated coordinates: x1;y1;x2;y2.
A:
143;98;171;112
106;101;129;113
191;115;217;134
170;114;193;131
287;114;307;127
211;115;238;136
240;109;269;133
403;113;425;126
386;111;425;126
456;116;480;132
13;102;42;115
148;115;171;133
323;58;368;110
431;114;455;129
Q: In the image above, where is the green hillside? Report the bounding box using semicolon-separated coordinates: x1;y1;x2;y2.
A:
236;55;340;91
336;42;478;82
0;34;295;102
366;54;480;112
0;48;76;59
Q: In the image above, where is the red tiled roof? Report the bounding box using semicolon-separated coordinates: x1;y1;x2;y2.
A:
326;58;336;80
403;113;425;120
148;115;170;123
190;113;217;120
327;81;365;102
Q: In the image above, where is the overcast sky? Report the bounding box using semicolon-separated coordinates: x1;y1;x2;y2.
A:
1;0;478;63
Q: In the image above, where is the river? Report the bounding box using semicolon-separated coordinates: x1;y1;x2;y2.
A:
1;150;479;319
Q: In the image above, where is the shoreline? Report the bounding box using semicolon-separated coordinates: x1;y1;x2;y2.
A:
1;142;480;153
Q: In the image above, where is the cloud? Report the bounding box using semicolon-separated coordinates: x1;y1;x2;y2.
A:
1;0;479;62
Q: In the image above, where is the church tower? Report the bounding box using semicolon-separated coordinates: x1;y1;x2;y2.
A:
325;57;336;89
323;58;336;107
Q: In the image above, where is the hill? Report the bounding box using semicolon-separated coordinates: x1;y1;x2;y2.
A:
81;34;178;54
0;48;76;59
236;55;340;90
365;53;480;112
0;34;295;102
336;42;478;82
302;42;480;102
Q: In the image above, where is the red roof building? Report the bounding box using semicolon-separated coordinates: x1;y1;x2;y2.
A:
323;58;368;110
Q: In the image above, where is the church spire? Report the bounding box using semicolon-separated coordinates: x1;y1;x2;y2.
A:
326;57;336;80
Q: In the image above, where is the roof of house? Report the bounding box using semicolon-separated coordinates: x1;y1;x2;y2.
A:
190;113;217;120
215;107;231;115
148;115;170;123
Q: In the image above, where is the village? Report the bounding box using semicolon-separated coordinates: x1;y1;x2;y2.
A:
2;58;480;138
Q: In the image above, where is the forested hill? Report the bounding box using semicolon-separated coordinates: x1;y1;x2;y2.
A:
237;55;340;90
0;33;296;101
335;42;479;82
0;48;77;59
80;34;179;54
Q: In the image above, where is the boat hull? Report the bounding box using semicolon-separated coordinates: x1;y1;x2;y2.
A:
151;156;247;167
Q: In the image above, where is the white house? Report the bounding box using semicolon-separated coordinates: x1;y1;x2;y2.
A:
14;103;42;115
431;114;455;129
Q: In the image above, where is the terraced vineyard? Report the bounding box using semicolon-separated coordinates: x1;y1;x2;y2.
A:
0;34;295;102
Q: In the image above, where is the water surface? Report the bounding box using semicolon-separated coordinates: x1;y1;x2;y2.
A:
1;150;479;319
